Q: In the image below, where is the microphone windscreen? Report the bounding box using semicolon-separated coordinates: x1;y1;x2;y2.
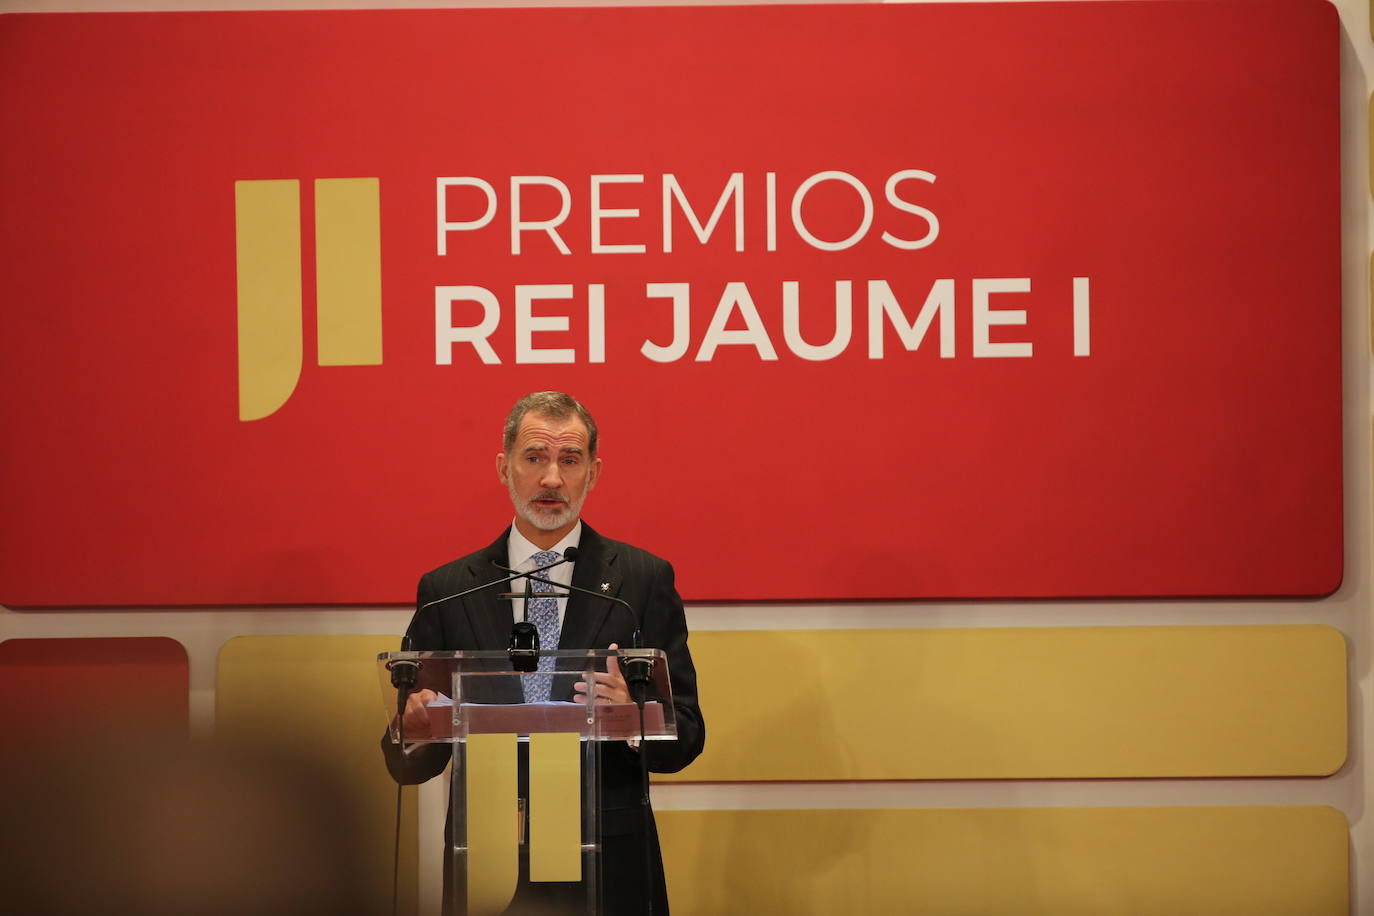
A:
563;546;580;561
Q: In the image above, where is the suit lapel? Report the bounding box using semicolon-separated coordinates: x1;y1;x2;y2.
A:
460;530;516;651
560;523;622;651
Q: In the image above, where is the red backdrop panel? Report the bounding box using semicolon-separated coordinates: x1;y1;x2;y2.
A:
0;638;189;738
0;1;1341;605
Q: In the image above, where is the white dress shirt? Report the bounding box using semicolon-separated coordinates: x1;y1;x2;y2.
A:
505;520;581;629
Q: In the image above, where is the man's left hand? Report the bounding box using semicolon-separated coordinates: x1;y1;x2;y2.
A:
573;642;631;704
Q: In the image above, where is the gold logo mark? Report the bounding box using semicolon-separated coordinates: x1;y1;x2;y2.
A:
234;178;383;421
467;732;582;915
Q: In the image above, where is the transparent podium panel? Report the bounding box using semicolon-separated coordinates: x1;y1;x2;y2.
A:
379;649;676;746
379;649;673;915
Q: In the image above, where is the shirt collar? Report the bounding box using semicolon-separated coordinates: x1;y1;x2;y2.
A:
507;520;583;567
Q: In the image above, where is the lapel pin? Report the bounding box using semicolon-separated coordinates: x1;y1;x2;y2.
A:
600;582;610;591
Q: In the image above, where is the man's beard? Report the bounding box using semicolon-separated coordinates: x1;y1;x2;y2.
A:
510;482;586;532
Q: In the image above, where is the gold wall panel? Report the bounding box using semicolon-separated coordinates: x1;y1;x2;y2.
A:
216;635;416;911
663;625;1345;780
657;806;1348;916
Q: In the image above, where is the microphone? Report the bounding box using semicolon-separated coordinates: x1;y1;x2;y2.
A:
487;548;580;672
387;635;419;715
494;547;578;672
489;560;654;697
401;547;581;675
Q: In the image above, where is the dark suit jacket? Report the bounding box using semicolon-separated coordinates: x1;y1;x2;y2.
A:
382;522;705;914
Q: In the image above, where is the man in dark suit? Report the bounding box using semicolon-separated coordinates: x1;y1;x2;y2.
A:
382;391;705;915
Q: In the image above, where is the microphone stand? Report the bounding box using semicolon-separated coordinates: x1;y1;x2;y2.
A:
385;551;574;915
489;564;655;693
385;636;419;916
414;548;579;671
509;574;540;672
490;562;657;916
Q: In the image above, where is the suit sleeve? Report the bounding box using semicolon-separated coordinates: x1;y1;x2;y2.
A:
639;559;705;774
379;571;453;785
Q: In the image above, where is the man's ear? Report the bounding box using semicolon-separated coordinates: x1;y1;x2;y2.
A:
495;452;509;485
587;456;603;491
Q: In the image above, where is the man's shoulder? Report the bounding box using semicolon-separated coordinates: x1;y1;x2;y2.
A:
584;526;673;574
419;529;509;584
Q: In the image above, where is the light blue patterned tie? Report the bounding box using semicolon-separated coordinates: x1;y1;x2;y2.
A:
524;549;563;703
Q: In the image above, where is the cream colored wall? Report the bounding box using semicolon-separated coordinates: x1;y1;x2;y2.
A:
1;0;1367;912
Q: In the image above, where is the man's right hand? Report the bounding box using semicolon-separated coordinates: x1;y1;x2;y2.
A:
400;688;438;738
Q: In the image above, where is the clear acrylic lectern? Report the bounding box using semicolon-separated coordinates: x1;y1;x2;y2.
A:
378;649;676;916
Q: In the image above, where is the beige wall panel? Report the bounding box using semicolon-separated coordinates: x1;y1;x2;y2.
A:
217;635;416;912
663;625;1346;781
658;806;1348;916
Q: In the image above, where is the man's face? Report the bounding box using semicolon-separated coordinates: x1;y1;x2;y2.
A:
497;411;601;540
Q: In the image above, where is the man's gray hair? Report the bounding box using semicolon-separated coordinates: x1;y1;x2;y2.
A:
502;391;599;456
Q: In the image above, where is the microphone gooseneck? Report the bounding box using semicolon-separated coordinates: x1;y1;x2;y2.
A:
406;548;580;673
417;547;579;612
489;560;655;697
496;547;578;672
